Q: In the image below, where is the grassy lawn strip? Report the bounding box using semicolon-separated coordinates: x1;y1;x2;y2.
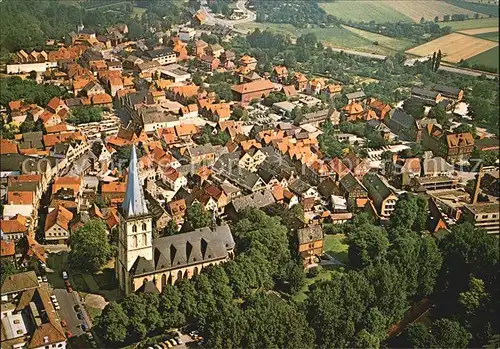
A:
319;2;412;23
438;17;499;31
324;234;349;265
292;266;337;303
474;31;499;42
466;46;499;72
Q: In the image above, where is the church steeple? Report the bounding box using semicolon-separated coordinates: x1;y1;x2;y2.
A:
122;145;149;218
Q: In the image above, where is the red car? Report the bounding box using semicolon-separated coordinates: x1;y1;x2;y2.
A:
64;280;71;287
66;331;72;338
61;320;67;327
67;286;73;293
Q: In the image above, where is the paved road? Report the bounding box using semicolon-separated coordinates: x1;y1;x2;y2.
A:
201;0;256;26
53;288;93;340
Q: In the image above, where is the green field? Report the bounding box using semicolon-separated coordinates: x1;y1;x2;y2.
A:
324;234;349;264
445;0;499;16
475;31;499;41
438;17;499;30
131;6;146;18
319;1;413;23
342;25;416;52
466;45;499;71
236;22;414;56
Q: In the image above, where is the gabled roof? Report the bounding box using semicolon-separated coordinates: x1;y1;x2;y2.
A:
1;271;39;294
45;206;73;231
231;79;275;94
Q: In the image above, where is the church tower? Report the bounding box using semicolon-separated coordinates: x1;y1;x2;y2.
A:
116;145;153;295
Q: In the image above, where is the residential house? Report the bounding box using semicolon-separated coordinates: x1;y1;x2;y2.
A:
346;91;366;104
225;189;275;220
238;147;267;173
101;182;126;204
44;206;73;244
271;66;288;83
385;108;421;141
339;172;369;209
82;81;106;98
0;214;29;241
297;225;324;267
363;173;398;220
411;87;442;105
197;55;220;72
322;84;342;99
432;85;463;102
342;153;370;180
193;39;208;57
145;48;177;65
423;124;474;162
231;79;275;103
161;167;187;192
167;199;187;225
367;98;391;120
293;72;308;92
239;55;258;71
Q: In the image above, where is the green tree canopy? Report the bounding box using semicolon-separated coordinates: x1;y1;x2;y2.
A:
68;219;114;273
184;202;212;230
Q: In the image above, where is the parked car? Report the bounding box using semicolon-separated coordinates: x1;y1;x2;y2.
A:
74;305;81;312
54;304;60;310
65;331;72;338
87;332;93;340
175;338;183;345
37;276;42;283
168;339;177;346
163;341;173;348
67;286;73;293
77;312;83;320
50;295;57;302
81;323;88;331
154;344;162;349
61;320;67;327
42;276;48;283
62;271;68;280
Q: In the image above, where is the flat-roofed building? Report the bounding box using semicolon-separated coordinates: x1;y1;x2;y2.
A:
462;202;500;234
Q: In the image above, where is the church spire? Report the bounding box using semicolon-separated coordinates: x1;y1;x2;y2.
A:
122;145;149;218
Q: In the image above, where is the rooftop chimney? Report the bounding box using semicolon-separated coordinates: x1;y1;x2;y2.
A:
471;163;484;205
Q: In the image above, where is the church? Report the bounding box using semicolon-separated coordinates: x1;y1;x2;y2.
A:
116;146;235;295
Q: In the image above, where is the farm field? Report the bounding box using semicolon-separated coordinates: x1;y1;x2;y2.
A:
459;26;499;34
445;0;499;17
236;22;404;55
466;46;499;70
384;0;482;22
341;25;415;52
406;32;498;62
474;31;499;41
438;17;499;30
131;6;146;18
318;1;413;23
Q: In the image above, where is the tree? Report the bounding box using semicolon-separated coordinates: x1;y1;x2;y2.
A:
381;151;395;178
434;49;442;71
453;123;477;138
429;104;449;128
95;302;129;345
403;98;425;118
162;219;178;236
347;222;389;269
68;219;114;273
420;17;425;24
0;259;20;284
184;203;211;230
114;144;145;167
434;16;439;22
431;318;471;348
29;70;37;80
231;106;247;121
208;82;233;102
407;322;433;348
67;106;103;125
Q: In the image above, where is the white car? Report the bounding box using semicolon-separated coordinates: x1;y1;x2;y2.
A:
37;276;42;283
42;276;48;283
50;295;57;302
54;304;60;310
62;271;68;280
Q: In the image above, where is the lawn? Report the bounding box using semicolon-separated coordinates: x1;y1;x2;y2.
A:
236;22;405;55
319;1;413;23
46;252;120;301
131;6;146;18
323;234;350;265
466;45;499;71
292;266;338;303
474;31;499;41
342;25;416;52
438;17;499;30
